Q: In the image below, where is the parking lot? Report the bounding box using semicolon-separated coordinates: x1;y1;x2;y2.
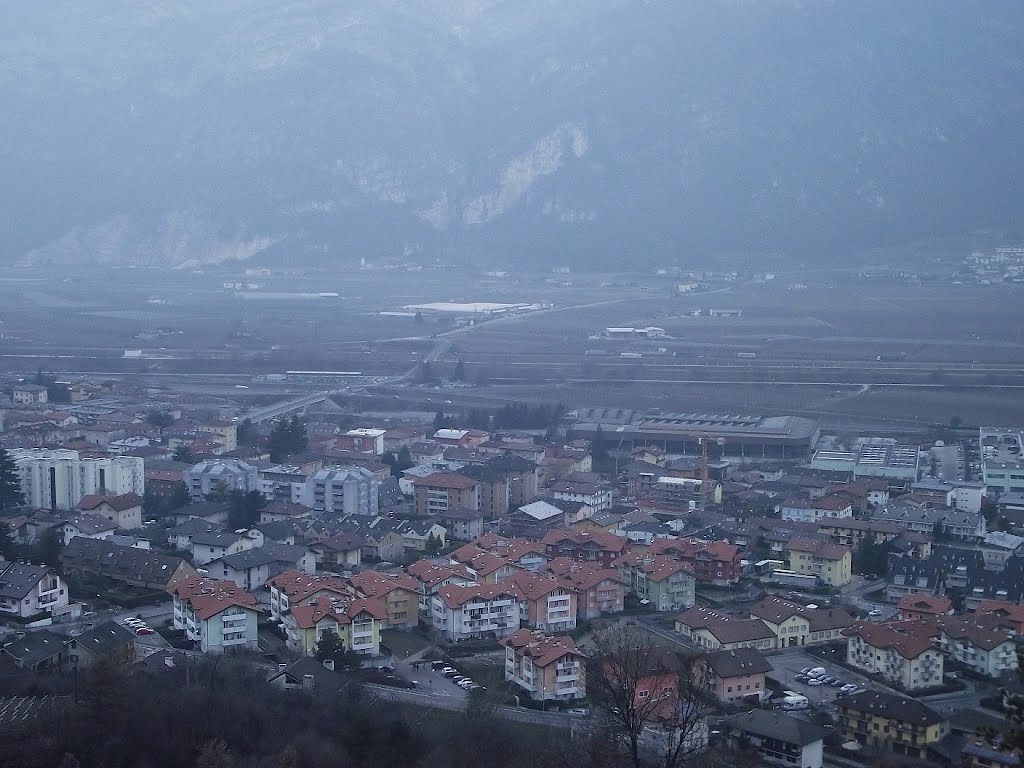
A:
392;658;471;699
768;649;877;705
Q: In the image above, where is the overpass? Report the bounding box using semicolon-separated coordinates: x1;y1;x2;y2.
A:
246;392;334;423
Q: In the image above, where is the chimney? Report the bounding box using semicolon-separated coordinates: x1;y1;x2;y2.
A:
323;658;335;671
302;674;315;689
278;663;287;672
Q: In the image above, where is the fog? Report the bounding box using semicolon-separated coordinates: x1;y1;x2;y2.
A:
2;1;1023;270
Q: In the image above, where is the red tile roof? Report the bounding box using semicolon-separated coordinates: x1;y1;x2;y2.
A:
289;595;387;629
434;583;520;610
78;492;143;512
267;569;353;603
500;629;585;668
169;575;258;621
787;536;851;561
896;593;953;616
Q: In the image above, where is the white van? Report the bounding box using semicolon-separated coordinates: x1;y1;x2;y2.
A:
782;695;809;711
807;667;827;677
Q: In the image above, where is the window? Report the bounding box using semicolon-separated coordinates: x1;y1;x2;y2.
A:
638;690;650;699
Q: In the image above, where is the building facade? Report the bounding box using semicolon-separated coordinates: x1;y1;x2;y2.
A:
185;460;259;502
500;629;586;702
302;467;379;516
12;449;144;511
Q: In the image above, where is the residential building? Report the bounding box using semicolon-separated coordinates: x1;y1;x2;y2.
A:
603;647;685;722
336;428;387;455
486;454;540;507
817;517;917;548
837;691;947;758
302;467;379;516
702;647;773;703
647;538;742;586
77;492;143;530
60;538;198;590
474;534;549;572
0;562;68;618
267;569;354;621
284;595;386;657
347;570;420;630
168;576;260;654
184;460;259;502
258;466;309;505
12;383;48;405
435;506;486;542
722;710;825;768
58;513;117;545
412;472;480;516
190;529;261;566
449;544;520;583
616;552;696;612
932;616;1019;677
674;607;776;651
871;504;986;541
500;629;587;702
458;463;511;520
779;495;854;523
504;500;572;536
308;533;364;570
549;478;612;512
541;529;630;568
394;519;447;552
504;570;577;633
207;543;317;591
259;500;312;523
749;597;855;649
167;518;223;551
405;559;477;614
785;537;852;587
430;583;521;642
196;421;238;452
897;594;953;621
1;630;66;671
974;599;1024;635
166;500;230;526
66;621;136;669
11;448;145;511
843;622;944;690
541;558;624;619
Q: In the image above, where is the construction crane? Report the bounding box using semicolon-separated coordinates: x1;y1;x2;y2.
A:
693;433;726;511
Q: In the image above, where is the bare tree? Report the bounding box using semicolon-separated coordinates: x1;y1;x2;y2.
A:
587;622;714;768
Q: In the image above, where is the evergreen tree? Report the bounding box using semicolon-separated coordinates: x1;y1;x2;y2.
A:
591;425;608;462
0;447;26;513
172;445;194;464
236;418;255;446
288;415;307;453
452;359;466;382
0;523;18;561
395;446;414;473
145;410;174;435
227;490;266;530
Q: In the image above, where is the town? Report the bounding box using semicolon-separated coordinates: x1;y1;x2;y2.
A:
0;372;1022;768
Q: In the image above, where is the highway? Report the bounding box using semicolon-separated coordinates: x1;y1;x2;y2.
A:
245;392;333;423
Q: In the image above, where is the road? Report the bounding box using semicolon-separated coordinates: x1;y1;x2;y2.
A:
246;392;333;423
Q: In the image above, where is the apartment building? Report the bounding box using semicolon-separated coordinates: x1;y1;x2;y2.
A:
302;467;379;516
448;544;520;584
843;622;944;690
549;479;612;512
897;594;953;621
284;595;386;657
190;529;261;566
405;559;477;614
779;495;854;523
785;537;852;587
541;529;630;569
457;463;511;520
974;599;1024;635
184;460;258;502
500;629;587;702
749;597;856;649
267;569;354;621
837;691;947;759
932;616;1019;677
504;570;576;633
12;448;145;511
168;576;260;654
412;472;480;516
647;538;742;586
347;570;421;629
0;562;68;618
871;504;986;541
616;552;696;612
703;647;773;703
77;492;143;530
541;558;624;619
430;583;521;642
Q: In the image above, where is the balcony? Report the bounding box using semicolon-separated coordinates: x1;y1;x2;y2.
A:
556;673;579;683
556;686;580;696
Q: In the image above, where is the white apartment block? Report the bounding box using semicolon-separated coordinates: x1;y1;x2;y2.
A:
430;583;522;642
12;449;144;511
845;627;944;690
302;467;379;516
185;460;259;502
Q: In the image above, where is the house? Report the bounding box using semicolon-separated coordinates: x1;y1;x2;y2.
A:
207;543;317;591
284;595;386;657
974;599;1024;634
58;513;117;545
541;529;630;568
837;691;947;758
603;646;684;721
394;519;447;552
721;710;825;768
267;569;354;621
347;570;421;629
168;518;224;551
541;558;624;619
779;495;854;523
255;520;298;546
352;521;406;563
309;533;364;570
0;562;68;618
785;537;852;587
871;504;986;541
843;622;944;690
436;506;487;542
12;383;48;405
449;543;520;583
430;583;522;642
259;501;312;523
549;478;612;512
65;621;136;669
168;575;260;654
190;529;262;566
61;538;198;590
702;646;773;703
615;552;696;612
165;500;231;526
267;656;345;693
474;534;549;572
500;629;587;702
1;630;65;671
674;607;777;651
77;492;143;530
897;594;953;621
503;570;577;633
412;472;481;516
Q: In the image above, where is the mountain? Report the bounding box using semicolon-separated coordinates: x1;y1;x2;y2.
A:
2;1;1023;270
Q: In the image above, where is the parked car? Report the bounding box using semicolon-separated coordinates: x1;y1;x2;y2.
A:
431;661;447;670
376;665;396;674
830;679;844;687
868;609;882;617
135;627;155;636
840;684;859;693
441;667;458;677
807;678;824;686
795;675;810;683
807;668;826;677
799;667;815;675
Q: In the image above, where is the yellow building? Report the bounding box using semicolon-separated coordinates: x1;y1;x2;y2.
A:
284;596;386;657
786;537;852;587
749;597;810;648
837;691;947;758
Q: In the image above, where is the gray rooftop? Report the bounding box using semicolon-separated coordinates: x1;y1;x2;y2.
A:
0;563;54;600
724;709;826;746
